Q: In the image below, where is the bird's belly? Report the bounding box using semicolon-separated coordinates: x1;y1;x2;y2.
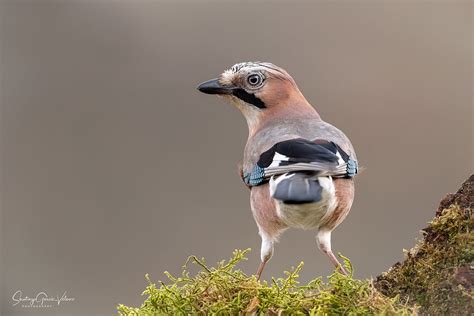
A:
274;177;337;230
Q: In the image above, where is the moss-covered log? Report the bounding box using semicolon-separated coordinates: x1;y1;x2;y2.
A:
118;175;473;315
375;175;473;315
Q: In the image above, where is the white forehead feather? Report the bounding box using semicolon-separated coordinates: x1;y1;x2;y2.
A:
220;61;282;85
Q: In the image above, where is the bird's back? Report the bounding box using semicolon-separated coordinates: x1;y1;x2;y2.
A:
243;117;356;173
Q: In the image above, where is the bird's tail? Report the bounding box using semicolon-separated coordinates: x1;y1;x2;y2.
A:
269;172;322;204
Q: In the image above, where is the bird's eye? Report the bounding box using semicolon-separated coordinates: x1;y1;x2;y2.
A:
247;74;263;87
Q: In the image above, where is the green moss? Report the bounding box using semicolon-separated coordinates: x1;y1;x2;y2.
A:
117;249;413;315
375;204;473;315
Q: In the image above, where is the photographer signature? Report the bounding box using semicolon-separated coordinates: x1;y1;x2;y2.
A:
12;290;75;308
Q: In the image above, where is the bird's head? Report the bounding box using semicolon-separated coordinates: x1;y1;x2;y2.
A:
197;62;319;134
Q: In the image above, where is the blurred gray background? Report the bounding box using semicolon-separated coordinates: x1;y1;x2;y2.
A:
0;1;472;315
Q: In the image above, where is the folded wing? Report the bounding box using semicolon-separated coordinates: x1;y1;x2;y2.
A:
243;138;358;186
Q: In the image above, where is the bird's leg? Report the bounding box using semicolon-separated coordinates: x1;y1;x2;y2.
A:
255;260;268;280
256;233;274;280
316;229;348;276
325;249;348;275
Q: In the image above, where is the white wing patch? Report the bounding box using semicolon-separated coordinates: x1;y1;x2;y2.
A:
335;151;345;165
268;152;290;168
264;162;347;178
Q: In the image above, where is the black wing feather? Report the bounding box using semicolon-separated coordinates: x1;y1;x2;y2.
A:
257;139;340;167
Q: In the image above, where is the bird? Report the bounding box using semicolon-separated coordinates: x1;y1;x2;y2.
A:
197;62;358;279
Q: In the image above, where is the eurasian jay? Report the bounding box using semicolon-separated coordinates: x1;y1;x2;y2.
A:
197;62;358;278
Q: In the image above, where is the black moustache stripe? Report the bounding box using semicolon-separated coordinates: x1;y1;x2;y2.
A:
232;89;266;109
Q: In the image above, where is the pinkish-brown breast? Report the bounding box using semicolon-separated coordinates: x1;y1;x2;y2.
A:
249;178;354;240
250;184;288;240
320;178;355;231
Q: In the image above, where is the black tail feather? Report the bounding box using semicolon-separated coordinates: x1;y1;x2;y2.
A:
271;172;322;204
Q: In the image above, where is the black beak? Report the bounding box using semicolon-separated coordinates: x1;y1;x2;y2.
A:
197;78;235;95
